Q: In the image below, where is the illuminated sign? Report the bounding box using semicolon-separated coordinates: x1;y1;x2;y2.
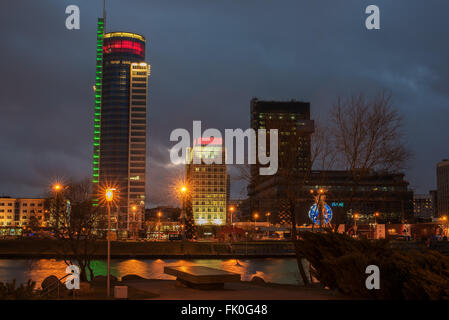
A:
331;202;344;207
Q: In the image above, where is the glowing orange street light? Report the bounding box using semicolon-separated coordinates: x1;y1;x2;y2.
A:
180;186;187;193
53;184;62;192
354;213;360;220
319;188;325;194
157;211;162;218
132;205;137;212
105;188;115;202
253;213;259;220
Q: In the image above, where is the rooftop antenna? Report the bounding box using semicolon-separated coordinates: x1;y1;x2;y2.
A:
103;0;107;31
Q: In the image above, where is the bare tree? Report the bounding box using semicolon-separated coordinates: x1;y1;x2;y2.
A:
330;91;412;222
48;178;105;281
331;91;410;172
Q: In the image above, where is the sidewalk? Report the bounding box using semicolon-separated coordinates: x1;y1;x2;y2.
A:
122;279;347;300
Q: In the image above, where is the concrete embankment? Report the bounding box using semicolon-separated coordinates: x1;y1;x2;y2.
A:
0;239;296;259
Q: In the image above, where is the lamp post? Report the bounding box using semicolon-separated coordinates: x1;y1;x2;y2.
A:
353;213;360;238
265;212;271;238
131;205;137;240
52;183;64;229
229;206;235;225
253;212;259;238
179;186;187;240
374;212;380;225
157;211;162;240
105;188;115;298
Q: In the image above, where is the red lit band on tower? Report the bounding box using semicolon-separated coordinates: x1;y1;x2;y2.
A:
194;137;223;146
103;39;145;57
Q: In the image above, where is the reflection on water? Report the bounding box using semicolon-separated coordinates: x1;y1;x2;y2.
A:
0;258;302;287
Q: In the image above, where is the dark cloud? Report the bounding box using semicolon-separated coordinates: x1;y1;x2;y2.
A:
1;0;448;205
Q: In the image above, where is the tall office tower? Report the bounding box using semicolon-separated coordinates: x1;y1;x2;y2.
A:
92;17;150;237
248;98;314;224
186;138;227;226
437;159;449;218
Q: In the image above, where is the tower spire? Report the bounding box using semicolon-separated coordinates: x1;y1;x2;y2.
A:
103;0;106;31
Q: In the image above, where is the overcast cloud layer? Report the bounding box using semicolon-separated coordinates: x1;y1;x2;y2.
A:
0;0;448;206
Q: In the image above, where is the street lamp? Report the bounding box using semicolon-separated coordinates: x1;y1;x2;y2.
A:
229;206;235;225
105;187;115;298
253;212;259;233
131;205;138;240
353;213;360;237
374;212;380;224
178;185;188;239
156;211;163;240
265;212;271;223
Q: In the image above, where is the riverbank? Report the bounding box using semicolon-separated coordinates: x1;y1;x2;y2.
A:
0;239;295;259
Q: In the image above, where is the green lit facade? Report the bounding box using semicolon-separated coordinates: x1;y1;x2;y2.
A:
92;18;104;206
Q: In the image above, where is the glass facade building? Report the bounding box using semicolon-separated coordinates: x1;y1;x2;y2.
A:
93;23;149;235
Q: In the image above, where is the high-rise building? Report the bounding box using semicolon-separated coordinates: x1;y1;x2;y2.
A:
437;159;449;218
92;16;150;237
249;98;313;182
248;98;314;224
186;137;227;226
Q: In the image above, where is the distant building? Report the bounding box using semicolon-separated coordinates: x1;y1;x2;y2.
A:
248;170;414;225
413;194;434;220
186;137;227;226
0;197;47;228
437;159;449;218
248;98;314;224
430;190;438;217
145;206;181;222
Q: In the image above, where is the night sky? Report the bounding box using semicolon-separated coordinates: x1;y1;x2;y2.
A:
1;0;448;207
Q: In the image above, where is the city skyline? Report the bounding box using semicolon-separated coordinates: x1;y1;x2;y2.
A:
1;1;449;207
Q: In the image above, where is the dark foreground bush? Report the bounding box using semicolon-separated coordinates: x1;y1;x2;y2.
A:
296;232;449;299
0;279;37;299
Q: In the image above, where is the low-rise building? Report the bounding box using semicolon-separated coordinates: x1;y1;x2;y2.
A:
0;197;47;228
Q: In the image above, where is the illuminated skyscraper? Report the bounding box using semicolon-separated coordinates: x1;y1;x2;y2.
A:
186;138;227;226
92;17;150;237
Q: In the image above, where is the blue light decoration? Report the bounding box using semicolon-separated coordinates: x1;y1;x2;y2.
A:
308;203;333;225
